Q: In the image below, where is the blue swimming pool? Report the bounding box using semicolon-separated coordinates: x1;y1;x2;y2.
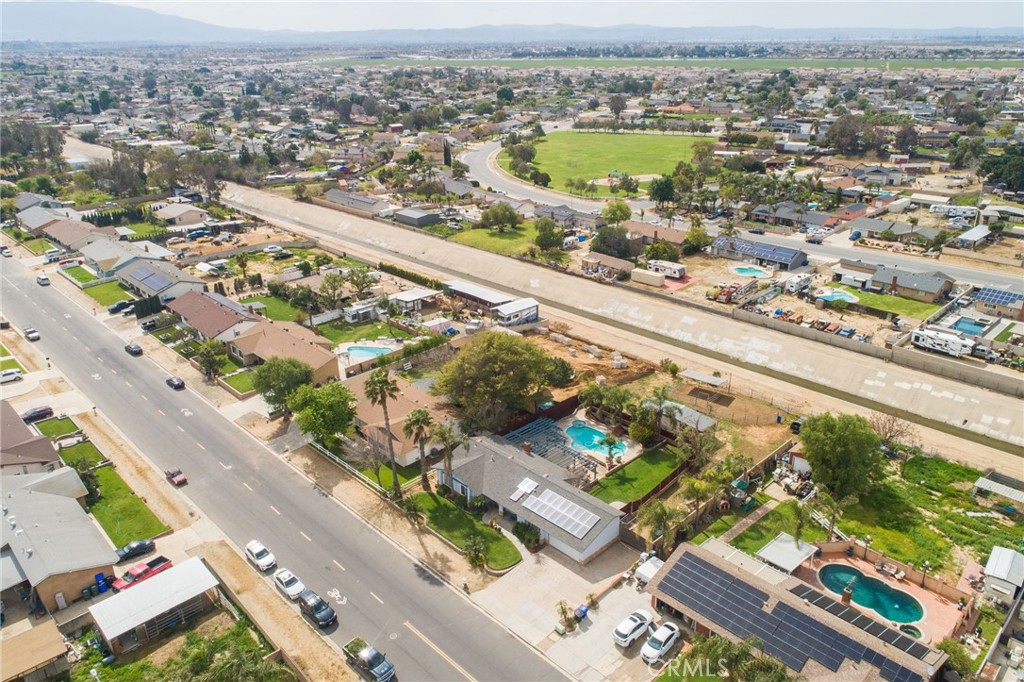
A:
818;564;923;623
733;266;771;278
347;345;395;364
565;420;626;455
951;317;986;336
817;289;859;303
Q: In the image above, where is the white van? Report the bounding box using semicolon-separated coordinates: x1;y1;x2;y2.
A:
0;369;24;384
44;248;63;262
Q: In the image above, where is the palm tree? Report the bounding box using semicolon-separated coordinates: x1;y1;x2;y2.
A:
634;498;686;555
649;385;679;433
599;434;620;468
680;477;717;527
792;501;814;547
403;408;435;492
235;251;249;278
365;369;402;498
430;421;468;488
813;490;858;541
719;221;739;237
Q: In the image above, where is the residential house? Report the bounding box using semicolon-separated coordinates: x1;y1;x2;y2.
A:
833;259;954;302
117;260;205;302
436;437;622;563
834;203;870;222
344;372;450;467
153;203;209;227
16;205;83;235
14;192;61;212
983;546;1024;606
649;539;946;681
441;177;475;199
165;290;261;341
1;399;61;476
226;320;339;385
709;236;808;272
623;220;687;247
0;621;70;682
41;219;116;251
750;201;838;230
972;287;1024;321
1;469;118;612
852;166;905;187
535;204;606;231
847;217;940;244
395;208;441;227
581;252;634;278
324;188;391;216
80;240;166;278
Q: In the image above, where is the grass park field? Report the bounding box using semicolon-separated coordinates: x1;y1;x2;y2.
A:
499;132;700;197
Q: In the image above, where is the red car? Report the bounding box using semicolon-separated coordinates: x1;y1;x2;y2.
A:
164;467;188;486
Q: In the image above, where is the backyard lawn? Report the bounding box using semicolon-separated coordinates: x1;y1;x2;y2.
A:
688;493;771;545
995;323;1016;342
90;467;169;547
84;281;134;306
64;265;98;283
412;493;522;571
60;441;105;466
836;284;942;319
318;320;412;346
122;222;167;238
239;295;303;322
223;370;256;393
450;221;541;257
36;416;80;439
0;358;24;371
588;446;683;505
730;499;827;555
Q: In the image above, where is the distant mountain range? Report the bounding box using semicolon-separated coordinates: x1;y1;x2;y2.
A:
2;2;1018;45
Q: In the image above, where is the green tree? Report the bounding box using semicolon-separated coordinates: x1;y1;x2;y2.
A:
251;357;313;414
432;332;551;433
318;272;347;310
979;143;1024;192
682;223;713;254
608;94;627;119
590;225;634;259
800;413;883;499
676;425;721;470
935;639;974;677
346;265;377;299
599;434;620;468
235;252;249;278
546;357;575;387
287;382;356;444
403;408;435;492
478;202;522;233
648;175;676;207
364;369;402;498
680;477;717;528
645;240;679;262
430;421;468;487
634;498;686;555
533;216;563;250
194;339;226;379
496;86;515;103
602;199;632;226
813;490;858;541
66;456;100;500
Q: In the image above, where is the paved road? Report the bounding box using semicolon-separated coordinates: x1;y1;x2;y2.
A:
459;132;1022;291
0;260;566;682
220;183;1023;451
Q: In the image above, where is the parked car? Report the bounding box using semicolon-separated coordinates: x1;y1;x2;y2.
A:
121;306;136;317
849;230;862;241
164;467;188;486
166;376;185;390
272;251;294;260
116;539;156;563
790;417;806;434
612;609;654;647
141;319;157;331
640;622;681;664
263;245;283;253
298;590;337;628
36;275;50;286
112;556;173;591
166;237;187;245
23;327;40;341
108;300;132;314
0;369;24;384
0;246;12;257
245;540;277;571
21;406;54;423
748;228;765;235
274;568;306;600
124;343;143;356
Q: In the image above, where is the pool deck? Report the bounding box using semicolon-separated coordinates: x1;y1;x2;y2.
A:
337;341;402;367
793;552;964;646
556;409;642;471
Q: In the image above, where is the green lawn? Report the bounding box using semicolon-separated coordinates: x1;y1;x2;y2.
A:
239;295;304;322
22;237;54;254
60;441;105;466
412;493;522;571
688;493;771;545
318;320;413;346
588;446;683;505
971;607;1005;670
501;132;701;197
730;500;827;555
450;221;540;257
357;459;420;490
223;370;256;393
0;344;9;356
155;326;188;345
835;284;942;319
90;467;169;548
84;281;134;306
122;222;167;238
217;353;243;376
59;188;114;206
0;358;24;371
995;323;1016;342
36;416;80;439
65;265;98;283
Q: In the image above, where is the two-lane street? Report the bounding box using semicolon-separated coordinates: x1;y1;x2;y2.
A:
0;259;566;682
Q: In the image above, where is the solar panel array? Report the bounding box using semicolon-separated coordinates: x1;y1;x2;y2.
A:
711;236;802;263
974;287;1024;306
509;478;538;502
131;265;173;292
658;553;924;682
521;488;599;539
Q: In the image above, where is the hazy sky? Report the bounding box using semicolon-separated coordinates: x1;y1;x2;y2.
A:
109;1;1024;32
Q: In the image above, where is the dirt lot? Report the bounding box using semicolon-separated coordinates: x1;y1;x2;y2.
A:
527;329;656;400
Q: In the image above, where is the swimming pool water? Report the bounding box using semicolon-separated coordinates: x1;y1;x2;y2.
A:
818;564;923;623
565;421;626;455
733;266;770;277
817;290;859;303
347;345;395;363
951;318;986;336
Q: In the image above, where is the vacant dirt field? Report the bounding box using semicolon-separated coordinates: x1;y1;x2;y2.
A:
527;329;656;400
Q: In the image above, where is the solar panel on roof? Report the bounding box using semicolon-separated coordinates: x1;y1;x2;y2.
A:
521;488;599;539
975;287;1024;305
906;642;930;659
878;628;901;645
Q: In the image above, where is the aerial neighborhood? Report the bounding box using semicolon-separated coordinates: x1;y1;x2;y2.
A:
2;8;1024;682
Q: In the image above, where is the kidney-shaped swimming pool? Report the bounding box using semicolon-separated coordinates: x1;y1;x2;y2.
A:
818;564;923;623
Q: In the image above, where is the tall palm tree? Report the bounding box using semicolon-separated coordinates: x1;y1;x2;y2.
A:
235;251;249;278
599;434;620;468
403;408;435;492
649;384;679;433
680;477;717;527
430;421;468;488
634;498;686;556
792;501;814;547
813;490;858;541
365;369;402;498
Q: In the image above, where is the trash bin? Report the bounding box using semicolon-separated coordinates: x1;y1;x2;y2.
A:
97;581;107;594
81;587;92;601
104;575;115;589
90;584;100;597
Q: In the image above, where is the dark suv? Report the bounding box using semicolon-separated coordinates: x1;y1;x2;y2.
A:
297;590;337;628
21;406;54;423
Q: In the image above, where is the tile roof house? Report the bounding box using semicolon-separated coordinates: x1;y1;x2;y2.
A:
1;399;61;475
80;240;166;278
846;217;940;244
437;437;622;563
165;290;261;340
226;320;339;385
623;220;687;246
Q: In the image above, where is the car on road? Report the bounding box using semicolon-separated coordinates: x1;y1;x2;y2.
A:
612;609;654;647
164;467;188;486
166;237;187;245
116;539;156;563
263;245;283;253
23;327;40;341
0;369;24;384
274;568;306;600
298;590;337;628
245;540;277;571
124;343;143;356
166;376;185;390
0;246;12;257
748;228;765;235
21;406;54;423
108;300;132;314
36;275;50;286
640;622;680;664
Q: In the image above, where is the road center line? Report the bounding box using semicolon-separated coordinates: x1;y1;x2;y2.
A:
110;368;117;375
125;381;132;388
369;591;383;604
243;482;253;492
197;443;206;450
403;621;476;682
219;461;230;469
176;425;185;432
299;531;312;542
333;559;345;571
140;394;148;401
270;505;281;515
157;409;165;416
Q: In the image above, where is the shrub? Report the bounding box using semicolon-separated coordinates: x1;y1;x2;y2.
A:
513;521;542;548
377;262;442;290
628;419;659;446
547;357;575;388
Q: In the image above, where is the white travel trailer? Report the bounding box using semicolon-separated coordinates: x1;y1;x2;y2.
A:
910;329;975;358
646;260;686;279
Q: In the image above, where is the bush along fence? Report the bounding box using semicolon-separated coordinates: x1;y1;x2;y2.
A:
377;262;443;290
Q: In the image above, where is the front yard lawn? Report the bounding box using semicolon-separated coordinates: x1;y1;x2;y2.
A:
65;265;98;283
450;221;540;257
90;467;169;547
155;326;188;344
412;493;521;571
588;446;683;505
0;344;9;357
217;353;242;375
730;500;827;555
84;281;134;306
318;320;412;346
0;358;24;371
36;416;80;439
223;370;256;393
22;237;55;254
359;459;420;490
836;284;941;319
60;441;105;466
239;295;303;322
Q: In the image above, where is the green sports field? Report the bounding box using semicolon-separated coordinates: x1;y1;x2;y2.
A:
499;131;699;198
